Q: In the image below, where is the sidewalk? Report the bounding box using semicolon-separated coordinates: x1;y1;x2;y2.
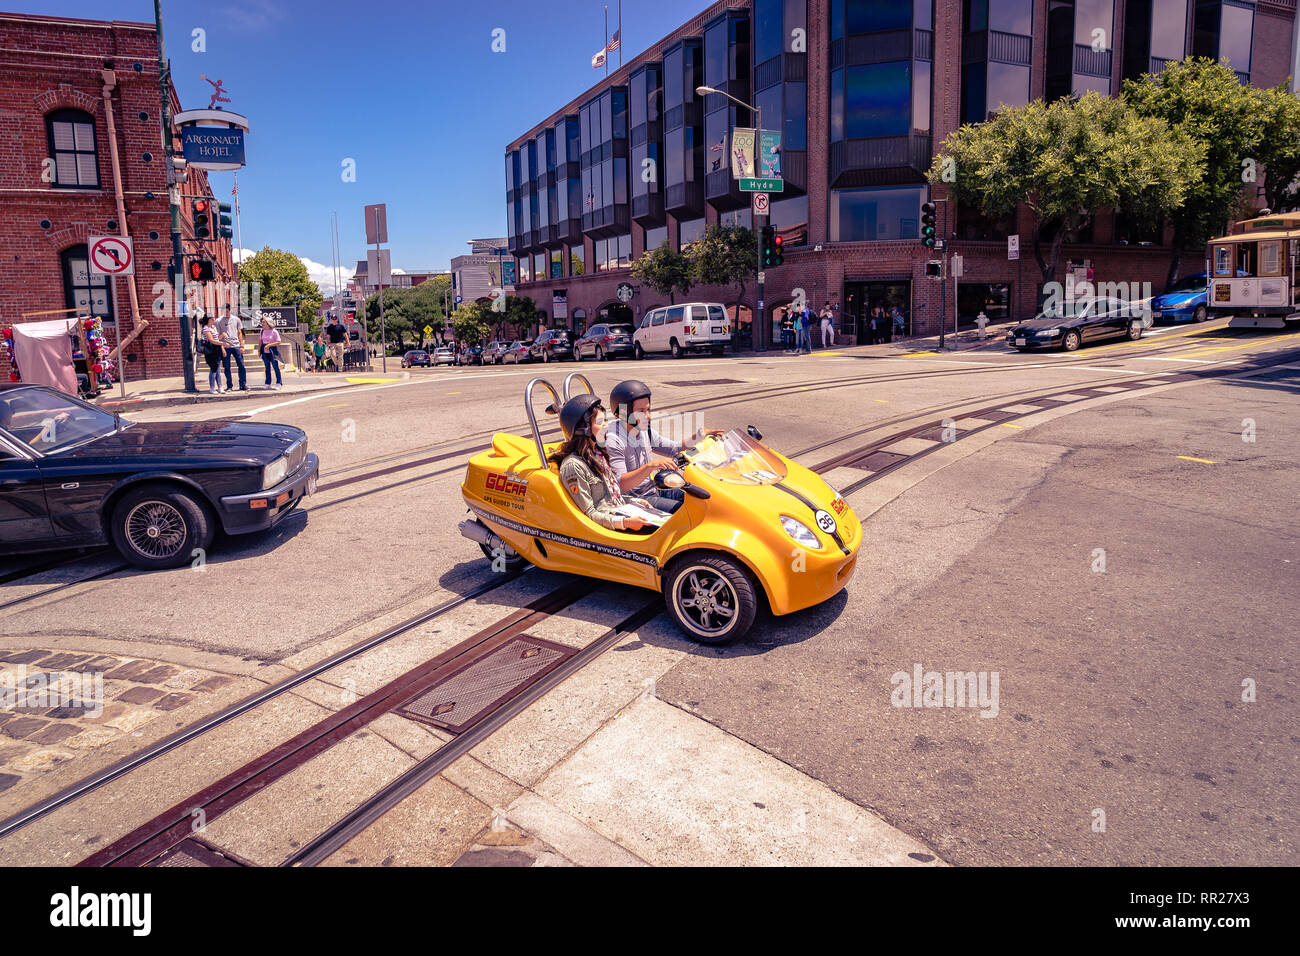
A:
767;320;1018;359
93;356;409;410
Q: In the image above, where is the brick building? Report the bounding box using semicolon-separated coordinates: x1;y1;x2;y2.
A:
506;0;1299;346
0;11;234;383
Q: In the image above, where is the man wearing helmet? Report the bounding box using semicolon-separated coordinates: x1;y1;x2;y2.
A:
605;379;724;513
549;394;663;532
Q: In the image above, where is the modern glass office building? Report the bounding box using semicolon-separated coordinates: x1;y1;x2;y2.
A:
506;0;1297;344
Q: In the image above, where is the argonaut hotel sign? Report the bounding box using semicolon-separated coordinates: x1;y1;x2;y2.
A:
172;102;250;172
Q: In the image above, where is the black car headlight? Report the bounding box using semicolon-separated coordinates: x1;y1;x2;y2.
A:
1033;328;1061;337
262;455;289;489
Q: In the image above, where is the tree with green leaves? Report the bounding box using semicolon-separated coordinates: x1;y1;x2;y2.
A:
492;294;538;340
1247;84;1300;216
1123;58;1265;286
689;224;757;318
240;246;324;329
451;302;491;346
363;287;414;352
929;92;1203;288
631;240;693;303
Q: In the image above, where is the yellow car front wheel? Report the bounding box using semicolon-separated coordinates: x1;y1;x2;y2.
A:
663;554;757;644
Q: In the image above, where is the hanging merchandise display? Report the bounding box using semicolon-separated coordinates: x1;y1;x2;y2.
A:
80;315;117;385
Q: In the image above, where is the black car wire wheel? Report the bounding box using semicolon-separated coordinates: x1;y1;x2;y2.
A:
124;500;187;560
664;555;757;644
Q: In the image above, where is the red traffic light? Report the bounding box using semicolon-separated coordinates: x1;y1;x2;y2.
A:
189;259;214;281
193;199;209;213
773;235;783;248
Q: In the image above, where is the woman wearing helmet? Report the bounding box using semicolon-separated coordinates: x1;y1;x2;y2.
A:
548;394;663;532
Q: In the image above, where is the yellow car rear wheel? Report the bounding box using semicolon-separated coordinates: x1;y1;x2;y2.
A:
663;553;757;644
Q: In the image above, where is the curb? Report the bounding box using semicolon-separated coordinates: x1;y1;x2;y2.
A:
94;371;411;410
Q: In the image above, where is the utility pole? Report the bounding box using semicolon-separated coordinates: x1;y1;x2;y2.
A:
154;0;196;392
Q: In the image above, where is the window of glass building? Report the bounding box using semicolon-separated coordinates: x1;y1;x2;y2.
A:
831;186;923;241
770;194;809;245
987;62;1028;116
846;62;911;139
967;0;1031;33
630;71;647;128
706;109;731;173
679;217;707;245
721;208;753;229
1074;0;1113;48
785;82;807;150
1218;2;1253;75
1151;0;1188;62
911;65;930;133
705;20;728;86
550;250;563;278
666;128;685;185
534;253;546;279
617;233;631;266
755;0;782;64
570;245;585;275
831;70;844;142
645;224;669;250
846;0;910;34
518;256;531;282
664;47;683;106
914;0;933;30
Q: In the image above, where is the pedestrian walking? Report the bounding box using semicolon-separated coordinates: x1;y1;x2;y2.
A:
199;316;224;393
878;304;893;344
325;317;347;371
891;304;906;337
820;302;835;348
313;337;327;372
798;304;813;353
218;305;248;391
780;308;795;352
258;317;284;390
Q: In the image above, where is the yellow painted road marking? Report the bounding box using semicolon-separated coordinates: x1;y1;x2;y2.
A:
446;391;462;395
874;399;890;403
1001;423;1026;428
901;351;940;357
812;351;846;356
325;403;348;408
345;377;401;384
1177;455;1218;464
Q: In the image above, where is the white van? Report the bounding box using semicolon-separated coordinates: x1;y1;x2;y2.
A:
633;302;731;359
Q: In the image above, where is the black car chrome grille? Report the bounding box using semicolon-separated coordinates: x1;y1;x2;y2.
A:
285;439;305;475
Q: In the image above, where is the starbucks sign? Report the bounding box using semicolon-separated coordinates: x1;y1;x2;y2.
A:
615;282;635;303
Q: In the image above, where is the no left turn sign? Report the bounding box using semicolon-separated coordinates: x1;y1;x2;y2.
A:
88;235;134;276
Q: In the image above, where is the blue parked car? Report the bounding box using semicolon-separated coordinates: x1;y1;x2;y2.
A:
1150;274;1210;323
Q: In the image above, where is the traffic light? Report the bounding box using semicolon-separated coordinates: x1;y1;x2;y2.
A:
189;259;214;282
192;198;211;239
760;225;784;268
925;260;942;279
216;202;233;239
921;201;937;249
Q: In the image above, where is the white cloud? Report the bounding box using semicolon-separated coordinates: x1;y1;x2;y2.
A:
233;247;255;263
299;256;348;296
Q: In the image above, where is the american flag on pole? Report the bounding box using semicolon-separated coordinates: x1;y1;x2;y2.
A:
230;179;238;195
710;134;726;171
606;28;620;52
585;190;594;207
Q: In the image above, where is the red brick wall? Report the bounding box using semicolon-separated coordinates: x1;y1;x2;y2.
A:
0;12;234;383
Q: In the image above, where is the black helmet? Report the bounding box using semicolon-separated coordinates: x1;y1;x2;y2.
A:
559;394;603;439
610;379;652;417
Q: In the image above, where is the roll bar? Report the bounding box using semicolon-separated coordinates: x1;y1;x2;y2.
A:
525;378;560;465
562;372;595;402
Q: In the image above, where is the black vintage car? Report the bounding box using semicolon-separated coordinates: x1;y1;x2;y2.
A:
0;384;319;570
1006;296;1146;352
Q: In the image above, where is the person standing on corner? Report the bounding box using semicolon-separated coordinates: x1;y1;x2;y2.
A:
199;316;224;393
218;304;248;391
259;316;284;390
820;302;835;349
326;316;347;371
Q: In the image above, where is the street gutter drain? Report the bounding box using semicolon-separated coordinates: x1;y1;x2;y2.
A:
398;634;575;734
150;838;247;867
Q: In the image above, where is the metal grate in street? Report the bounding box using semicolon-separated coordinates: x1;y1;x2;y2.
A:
398;634;575;734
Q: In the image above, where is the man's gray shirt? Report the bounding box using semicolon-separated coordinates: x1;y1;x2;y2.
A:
605;420;681;495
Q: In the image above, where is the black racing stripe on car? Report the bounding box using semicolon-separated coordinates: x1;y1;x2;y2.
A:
469;504;660;569
772;482;850;556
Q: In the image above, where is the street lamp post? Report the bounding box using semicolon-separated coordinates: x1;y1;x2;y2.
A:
696;85;765;353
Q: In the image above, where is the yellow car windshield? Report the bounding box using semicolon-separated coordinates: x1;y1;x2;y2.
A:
686;430;787;484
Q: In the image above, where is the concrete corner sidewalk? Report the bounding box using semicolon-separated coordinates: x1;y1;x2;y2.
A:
94;360;410;410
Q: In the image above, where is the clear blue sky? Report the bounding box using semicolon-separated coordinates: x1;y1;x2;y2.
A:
35;0;712;291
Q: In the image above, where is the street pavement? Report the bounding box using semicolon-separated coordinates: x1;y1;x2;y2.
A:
1;320;1296;866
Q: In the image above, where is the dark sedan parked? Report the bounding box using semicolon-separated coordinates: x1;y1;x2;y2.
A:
530;329;573;363
401;349;431;368
503;340;533;364
573;323;635;361
1007;297;1145;352
0;384;318;570
456;344;484;366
